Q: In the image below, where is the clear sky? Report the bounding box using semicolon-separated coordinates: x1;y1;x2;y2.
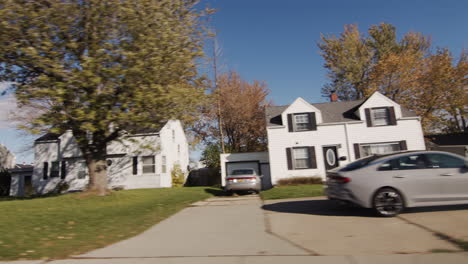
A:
0;0;467;163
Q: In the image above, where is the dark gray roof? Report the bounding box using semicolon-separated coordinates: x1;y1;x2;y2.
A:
265;105;288;126
266;99;418;126
35;133;60;142
312;99;365;123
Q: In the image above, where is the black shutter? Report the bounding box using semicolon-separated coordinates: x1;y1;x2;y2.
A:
308;112;317;131
43;162;48;180
308;146;317;168
60;161;66;179
286;148;293;170
354;144;361;159
399;140;407;151
388;107;397;125
365;108;372;127
132;157;138;175
287;114;294;132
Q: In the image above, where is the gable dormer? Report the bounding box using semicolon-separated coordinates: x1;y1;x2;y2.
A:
283;97;322;132
357;92;402;127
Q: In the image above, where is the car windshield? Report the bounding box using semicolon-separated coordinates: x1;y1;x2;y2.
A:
340;155;383;172
231;169;254;175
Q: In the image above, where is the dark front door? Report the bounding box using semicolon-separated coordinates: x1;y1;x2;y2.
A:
323;146;339;170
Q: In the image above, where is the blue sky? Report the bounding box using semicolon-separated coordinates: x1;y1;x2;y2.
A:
1;0;467;163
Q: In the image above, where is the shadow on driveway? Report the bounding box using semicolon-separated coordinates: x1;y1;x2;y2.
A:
262;198;468;217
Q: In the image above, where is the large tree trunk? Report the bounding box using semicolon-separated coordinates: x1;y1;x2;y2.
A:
86;156;108;196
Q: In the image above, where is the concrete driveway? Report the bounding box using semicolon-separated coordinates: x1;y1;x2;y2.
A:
3;195;467;264
263;196;468;255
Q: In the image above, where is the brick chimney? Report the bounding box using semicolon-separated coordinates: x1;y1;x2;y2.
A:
330;91;338;102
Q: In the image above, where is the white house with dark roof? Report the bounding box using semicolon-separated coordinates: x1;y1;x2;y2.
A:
265;91;426;184
32;120;189;194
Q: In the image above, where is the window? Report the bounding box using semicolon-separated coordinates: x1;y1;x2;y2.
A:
379;154;427;171
231;169;255;175
162;156;167;173
425;154;465;168
142;156;155;174
50;161;60;177
77;161;87;179
132;157;138;175
287;112;316;132
341;155;382;172
365;107;396;127
43;162;48;180
293;148;311;169
360;142;400;157
294;114;310;131
60;161;67;179
371;108;390;126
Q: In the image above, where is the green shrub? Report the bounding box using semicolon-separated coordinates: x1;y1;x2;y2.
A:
276;176;323;186
171;164;185;187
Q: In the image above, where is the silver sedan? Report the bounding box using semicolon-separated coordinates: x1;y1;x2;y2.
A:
225;169;262;194
325;151;468;216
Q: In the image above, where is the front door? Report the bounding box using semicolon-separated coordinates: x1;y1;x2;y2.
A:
323;146;339;170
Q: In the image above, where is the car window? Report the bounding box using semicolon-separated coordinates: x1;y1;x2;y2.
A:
340;155;382;171
231;169;254;175
379;154;428;171
425;153;465;168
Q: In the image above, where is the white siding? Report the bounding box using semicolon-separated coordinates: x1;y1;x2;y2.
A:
357;91;403;121
31;120;190;194
267;92;426;185
159;120;189;187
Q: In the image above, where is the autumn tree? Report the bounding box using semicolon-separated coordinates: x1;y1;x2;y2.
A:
318;22;466;133
319;23;430;101
318;24;373;100
0;0;211;195
196;71;271;156
413;49;467;133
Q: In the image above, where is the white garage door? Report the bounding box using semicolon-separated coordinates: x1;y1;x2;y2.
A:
226;162;259;176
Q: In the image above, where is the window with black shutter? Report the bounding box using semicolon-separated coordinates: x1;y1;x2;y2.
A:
286;146;317;169
43;162;48;180
132;157;138;175
287;112;317;132
60;161;66;179
365;107;397;127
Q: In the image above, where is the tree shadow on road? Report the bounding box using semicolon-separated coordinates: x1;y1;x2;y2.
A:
262;199;468;218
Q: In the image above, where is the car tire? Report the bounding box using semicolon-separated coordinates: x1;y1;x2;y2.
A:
372;187;404;217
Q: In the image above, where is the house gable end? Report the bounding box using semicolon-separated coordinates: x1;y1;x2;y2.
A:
357;91;403;122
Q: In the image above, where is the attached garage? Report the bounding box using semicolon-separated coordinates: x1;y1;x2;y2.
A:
220;152;272;190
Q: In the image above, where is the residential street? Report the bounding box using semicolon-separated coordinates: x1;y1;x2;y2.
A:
2;195;468;264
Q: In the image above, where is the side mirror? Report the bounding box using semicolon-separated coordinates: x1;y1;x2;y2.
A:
339;156;347;161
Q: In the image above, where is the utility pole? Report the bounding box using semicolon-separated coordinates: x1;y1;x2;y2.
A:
213;36;225;153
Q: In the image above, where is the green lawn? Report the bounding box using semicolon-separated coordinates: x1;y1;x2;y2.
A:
260;184;324;200
0;187;215;260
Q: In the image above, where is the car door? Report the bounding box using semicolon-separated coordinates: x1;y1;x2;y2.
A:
424;153;468;203
379;154;444;204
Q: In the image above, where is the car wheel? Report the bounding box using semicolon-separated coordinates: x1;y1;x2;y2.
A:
373;187;404;217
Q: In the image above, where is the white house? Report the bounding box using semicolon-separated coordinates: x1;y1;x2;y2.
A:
32;120;189;194
264;91;426;184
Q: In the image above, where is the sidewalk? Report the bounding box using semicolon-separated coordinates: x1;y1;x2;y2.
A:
1;196;467;264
